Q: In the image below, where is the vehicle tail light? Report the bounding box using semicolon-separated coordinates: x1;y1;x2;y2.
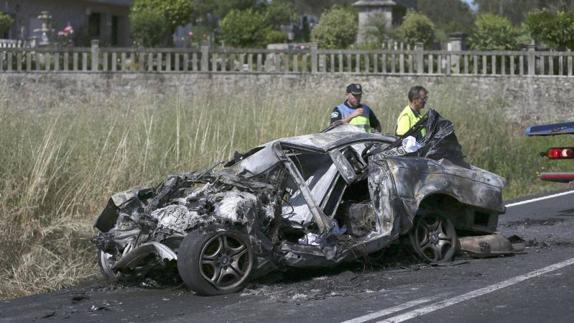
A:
546;147;574;159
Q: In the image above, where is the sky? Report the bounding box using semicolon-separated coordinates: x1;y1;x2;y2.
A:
463;0;478;12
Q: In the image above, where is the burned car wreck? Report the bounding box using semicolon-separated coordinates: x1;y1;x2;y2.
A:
93;110;506;295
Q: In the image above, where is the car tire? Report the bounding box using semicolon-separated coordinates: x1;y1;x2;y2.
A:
177;227;255;296
408;211;457;263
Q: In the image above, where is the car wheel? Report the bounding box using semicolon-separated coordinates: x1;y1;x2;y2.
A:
177;228;255;296
98;250;121;281
409;211;457;263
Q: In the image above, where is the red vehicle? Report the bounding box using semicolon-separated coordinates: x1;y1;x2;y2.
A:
526;121;574;182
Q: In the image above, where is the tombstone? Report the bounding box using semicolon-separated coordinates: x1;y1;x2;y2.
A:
447;32;466;51
34;11;53;46
447;32;466;74
353;0;394;44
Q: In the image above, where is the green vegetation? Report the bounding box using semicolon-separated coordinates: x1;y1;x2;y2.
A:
311;6;357;49
469;14;521;50
0;82;571;299
474;0;574;25
396;11;435;47
220;9;272;48
129;7;171;47
525;9;574;50
417;0;475;34
0;11;14;36
219;4;293;48
130;0;193;46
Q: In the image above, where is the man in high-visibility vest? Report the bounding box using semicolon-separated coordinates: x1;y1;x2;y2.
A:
396;86;429;139
330;83;382;132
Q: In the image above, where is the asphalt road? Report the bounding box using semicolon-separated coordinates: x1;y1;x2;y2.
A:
2;190;574;323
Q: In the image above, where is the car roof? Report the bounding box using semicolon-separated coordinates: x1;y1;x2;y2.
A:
276;125;397;152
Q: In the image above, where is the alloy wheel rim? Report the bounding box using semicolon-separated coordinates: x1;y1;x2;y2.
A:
414;215;455;262
198;233;252;290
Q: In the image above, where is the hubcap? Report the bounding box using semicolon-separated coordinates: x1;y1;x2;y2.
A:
199;233;252;290
414;215;455;262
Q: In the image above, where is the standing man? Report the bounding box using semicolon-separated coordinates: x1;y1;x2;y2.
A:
330;83;382;132
396;86;429;139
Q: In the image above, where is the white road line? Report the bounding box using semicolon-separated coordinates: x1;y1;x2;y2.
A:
505;190;574;208
341;296;443;323
374;256;574;323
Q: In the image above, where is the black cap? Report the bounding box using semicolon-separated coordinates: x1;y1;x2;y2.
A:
346;83;362;95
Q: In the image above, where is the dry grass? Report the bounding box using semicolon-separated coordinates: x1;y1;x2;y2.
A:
0;81;571;299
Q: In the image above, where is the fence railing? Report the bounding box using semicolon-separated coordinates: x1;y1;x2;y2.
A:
0;39;31;49
1;43;573;76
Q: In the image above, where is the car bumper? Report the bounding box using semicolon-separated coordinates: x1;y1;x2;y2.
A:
539;172;574;183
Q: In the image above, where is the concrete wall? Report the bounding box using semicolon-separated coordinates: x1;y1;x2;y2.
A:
1;73;573;125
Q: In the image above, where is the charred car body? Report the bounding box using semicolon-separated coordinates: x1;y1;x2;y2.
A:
94;110;506;295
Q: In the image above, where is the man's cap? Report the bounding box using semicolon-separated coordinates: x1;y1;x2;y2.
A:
346;83;362;95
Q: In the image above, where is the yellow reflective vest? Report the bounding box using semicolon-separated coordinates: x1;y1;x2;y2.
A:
396;105;427;138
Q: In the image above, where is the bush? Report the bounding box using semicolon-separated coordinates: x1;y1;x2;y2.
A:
0;11;14;36
525;10;574;50
469;14;520;50
129;7;171;47
362;13;394;45
265;30;288;44
396;11;435;47
311;6;357;49
219;4;292;48
130;0;193;46
263;0;296;29
132;0;192;31
220;9;273;48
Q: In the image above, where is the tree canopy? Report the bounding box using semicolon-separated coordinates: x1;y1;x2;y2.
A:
131;0;193;33
473;0;574;25
129;0;193;46
311;5;357;49
417;0;475;35
220;8;284;48
396;11;435;47
525;9;574;49
469;13;520;50
0;11;14;36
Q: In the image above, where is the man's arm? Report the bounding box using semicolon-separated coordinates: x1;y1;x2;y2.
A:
330;107;342;124
331;107;364;125
396;115;411;136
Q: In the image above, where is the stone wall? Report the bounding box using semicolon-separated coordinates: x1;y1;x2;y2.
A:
1;73;573;125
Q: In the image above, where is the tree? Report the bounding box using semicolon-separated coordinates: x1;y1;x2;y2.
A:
220;9;278;48
396;11;435;47
264;0;297;29
468;13;520;50
311;6;357;49
190;0;259;32
416;0;475;37
130;7;171;47
473;0;574;25
525;9;574;50
130;0;193;33
0;11;14;36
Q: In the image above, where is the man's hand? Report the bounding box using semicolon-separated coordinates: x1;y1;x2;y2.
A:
350;108;364;118
342;108;364;123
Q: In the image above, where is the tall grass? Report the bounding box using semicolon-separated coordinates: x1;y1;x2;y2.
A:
0;81;570;299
